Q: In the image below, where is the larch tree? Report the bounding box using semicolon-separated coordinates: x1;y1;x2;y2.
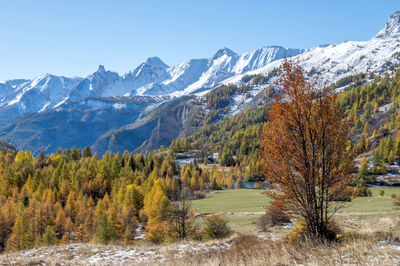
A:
143;179;169;242
261;60;354;239
6;212;33;251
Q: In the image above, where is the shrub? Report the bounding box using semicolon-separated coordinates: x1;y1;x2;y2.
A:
253;182;265;189
146;221;173;243
353;185;372;197
256;201;291;232
256;214;270;232
204;215;231;239
194;191;206;200
60;234;69;245
379;189;385;196
329;186;353;201
231;234;259;250
285;220;341;245
285;222;307;245
393;195;400;209
267;200;291;226
191;228;205;241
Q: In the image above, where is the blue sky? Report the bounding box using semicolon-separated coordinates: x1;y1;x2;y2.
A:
0;0;399;80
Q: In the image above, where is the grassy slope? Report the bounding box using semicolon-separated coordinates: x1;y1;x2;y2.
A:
192;187;400;233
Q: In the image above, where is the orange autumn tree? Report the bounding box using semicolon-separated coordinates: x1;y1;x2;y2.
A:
262;60;354;239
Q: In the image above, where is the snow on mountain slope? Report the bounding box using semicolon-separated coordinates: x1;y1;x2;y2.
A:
172;48;240;96
0;74;82;114
169;46;304;96
160;59;209;93
223;11;400;88
0;79;29;99
124;57;170;95
0;45;300;117
232;46;305;74
376;10;400;38
2;10;399;120
68;65;123;100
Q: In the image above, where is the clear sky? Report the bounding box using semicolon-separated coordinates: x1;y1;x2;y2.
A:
0;0;399;81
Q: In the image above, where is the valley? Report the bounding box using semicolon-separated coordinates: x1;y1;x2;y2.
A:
1;5;400;266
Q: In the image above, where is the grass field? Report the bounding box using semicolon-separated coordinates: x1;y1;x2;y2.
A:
193;189;270;213
192;187;400;233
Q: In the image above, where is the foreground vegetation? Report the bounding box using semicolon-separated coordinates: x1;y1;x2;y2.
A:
191;188;400;233
1;226;400;265
0;146;240;251
2;61;400;266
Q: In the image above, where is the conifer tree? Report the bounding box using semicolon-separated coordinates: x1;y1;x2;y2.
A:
97;212;116;244
358;156;369;180
41;225;57;246
82;146;92;158
6;213;33;251
143;179;169;241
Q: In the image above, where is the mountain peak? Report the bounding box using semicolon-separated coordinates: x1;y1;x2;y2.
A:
143;57;169;69
375;10;400;38
262;45;284;49
212;47;238;59
97;65;106;73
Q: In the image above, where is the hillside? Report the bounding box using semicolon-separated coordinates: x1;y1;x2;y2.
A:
0;11;399;155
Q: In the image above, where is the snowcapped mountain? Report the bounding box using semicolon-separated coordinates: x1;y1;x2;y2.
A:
0;45;303;118
1;10;400;119
1;10;400;155
0;74;82;114
68;65;122;101
376;10;400;38
224;11;400;87
167;46;305;96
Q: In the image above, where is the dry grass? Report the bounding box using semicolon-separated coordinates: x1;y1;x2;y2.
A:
168;234;400;266
1;218;400;265
0;237;235;265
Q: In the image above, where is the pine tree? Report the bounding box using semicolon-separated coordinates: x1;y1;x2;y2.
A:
97;212;116;244
82;146;92;158
41;225;57;246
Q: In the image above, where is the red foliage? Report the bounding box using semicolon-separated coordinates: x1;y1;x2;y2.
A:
261;60;354;238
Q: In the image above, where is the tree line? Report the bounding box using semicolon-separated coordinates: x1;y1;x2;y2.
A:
0;146;236;251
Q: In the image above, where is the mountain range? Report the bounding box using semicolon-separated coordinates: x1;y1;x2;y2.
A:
1;10;400;155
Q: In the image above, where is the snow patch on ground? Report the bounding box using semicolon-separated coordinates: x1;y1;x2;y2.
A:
0;241;233;265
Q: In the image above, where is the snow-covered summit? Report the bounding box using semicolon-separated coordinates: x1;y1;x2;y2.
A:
376;11;400;38
1;10;400;120
96;65;106;73
224;10;400;88
232;46;305;74
212;47;238;59
0;44;302;114
143;56;169;69
2;74;82;114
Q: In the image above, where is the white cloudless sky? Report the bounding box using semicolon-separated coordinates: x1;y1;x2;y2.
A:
0;0;399;80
